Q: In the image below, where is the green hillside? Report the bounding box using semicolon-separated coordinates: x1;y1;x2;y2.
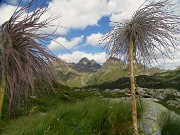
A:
85;69;180;91
56;57;179;91
57;67;93;87
58;59;162;86
86;57;163;86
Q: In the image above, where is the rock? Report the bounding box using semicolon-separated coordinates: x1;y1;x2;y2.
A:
30;96;37;99
123;88;130;93
156;92;166;100
113;89;121;92
104;89;111;92
140;98;168;135
166;99;180;108
75;89;81;92
137;87;146;95
139;88;180;100
140;120;161;135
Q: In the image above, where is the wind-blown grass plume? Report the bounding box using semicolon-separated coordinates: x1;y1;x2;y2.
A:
0;0;64;116
102;0;180;66
101;0;180;134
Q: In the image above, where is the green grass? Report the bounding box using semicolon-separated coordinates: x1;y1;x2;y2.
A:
1;98;142;135
159;112;180;135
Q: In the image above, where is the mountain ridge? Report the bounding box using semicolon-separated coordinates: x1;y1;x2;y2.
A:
57;57;179;90
68;57;101;72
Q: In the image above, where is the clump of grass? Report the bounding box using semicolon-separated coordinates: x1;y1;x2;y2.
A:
1;98;142;135
159;112;180;135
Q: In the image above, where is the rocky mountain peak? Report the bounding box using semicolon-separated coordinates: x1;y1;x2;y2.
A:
102;57;126;69
79;57;90;64
68;57;101;72
89;59;97;65
107;57;120;62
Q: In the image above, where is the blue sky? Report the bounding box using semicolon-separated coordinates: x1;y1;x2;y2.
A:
0;0;180;69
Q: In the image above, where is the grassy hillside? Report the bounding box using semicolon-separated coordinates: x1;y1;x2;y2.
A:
56;58;179;91
59;58;162;87
85;69;180;91
85;60;164;87
58;67;93;87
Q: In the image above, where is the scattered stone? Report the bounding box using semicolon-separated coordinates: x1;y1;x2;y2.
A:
113;89;121;92
75;89;81;92
30;96;37;99
166;99;180;108
104;89;111;92
123;88;130;93
137;87;146;95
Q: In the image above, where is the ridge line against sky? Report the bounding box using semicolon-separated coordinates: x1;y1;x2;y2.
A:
0;0;180;69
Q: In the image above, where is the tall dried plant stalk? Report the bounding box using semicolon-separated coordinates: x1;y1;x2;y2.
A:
0;0;63;117
101;0;180;134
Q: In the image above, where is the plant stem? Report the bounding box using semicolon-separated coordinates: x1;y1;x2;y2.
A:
0;76;6;119
129;39;138;135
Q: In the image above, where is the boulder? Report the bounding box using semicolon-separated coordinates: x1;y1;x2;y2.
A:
140;98;168;135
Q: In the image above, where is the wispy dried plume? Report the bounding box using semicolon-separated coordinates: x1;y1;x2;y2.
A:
0;0;64;116
101;0;180;134
101;0;180;66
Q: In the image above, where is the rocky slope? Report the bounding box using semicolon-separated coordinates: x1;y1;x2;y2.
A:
68;57;101;72
57;57;101;87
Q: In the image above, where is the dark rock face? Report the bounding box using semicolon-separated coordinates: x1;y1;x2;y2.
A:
69;57;101;72
102;57;126;69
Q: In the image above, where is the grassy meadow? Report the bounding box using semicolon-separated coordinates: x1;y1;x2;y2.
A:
0;86;143;135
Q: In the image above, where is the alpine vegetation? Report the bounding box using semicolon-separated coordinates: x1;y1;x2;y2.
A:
101;0;180;134
0;0;63;117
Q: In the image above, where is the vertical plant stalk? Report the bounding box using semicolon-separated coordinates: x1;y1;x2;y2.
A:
101;0;179;134
129;39;138;135
0;76;6;119
0;0;65;116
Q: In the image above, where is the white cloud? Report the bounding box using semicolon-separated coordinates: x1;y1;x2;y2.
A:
154;47;180;69
40;0;147;34
109;0;147;23
0;0;153;34
58;51;107;64
0;4;16;25
0;3;68;34
47;0;108;29
86;33;104;46
150;37;180;69
48;36;84;51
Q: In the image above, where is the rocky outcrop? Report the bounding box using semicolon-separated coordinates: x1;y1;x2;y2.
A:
102;57;126;69
140;98;180;135
103;87;180;109
140;98;166;135
105;97;180;135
